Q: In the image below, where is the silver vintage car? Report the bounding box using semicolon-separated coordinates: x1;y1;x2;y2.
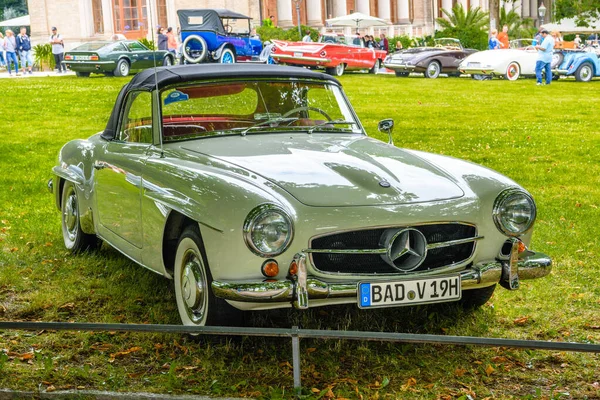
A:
49;64;551;326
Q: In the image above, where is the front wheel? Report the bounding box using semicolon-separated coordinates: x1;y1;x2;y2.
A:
61;181;98;252
575;62;594;82
219;48;236;64
459;284;496;309
174;225;243;327
424;61;441;78
163;56;173;66
505;62;520;80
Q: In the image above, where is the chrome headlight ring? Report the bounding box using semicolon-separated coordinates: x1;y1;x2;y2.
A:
243;204;294;257
492;188;537;237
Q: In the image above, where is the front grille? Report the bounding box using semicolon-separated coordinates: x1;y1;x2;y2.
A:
310;223;477;275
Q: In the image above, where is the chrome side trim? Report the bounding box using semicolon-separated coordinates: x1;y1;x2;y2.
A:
271;54;332;63
211;250;552;308
426;236;484;250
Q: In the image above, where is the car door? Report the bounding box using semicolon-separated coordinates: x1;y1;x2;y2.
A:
95;91;153;255
126;41;153;69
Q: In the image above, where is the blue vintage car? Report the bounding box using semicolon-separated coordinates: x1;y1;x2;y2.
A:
178;9;268;64
553;48;600;82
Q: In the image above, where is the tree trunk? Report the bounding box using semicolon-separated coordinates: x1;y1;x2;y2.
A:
489;0;500;31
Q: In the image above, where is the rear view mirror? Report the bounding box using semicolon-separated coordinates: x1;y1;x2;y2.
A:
378;119;395;145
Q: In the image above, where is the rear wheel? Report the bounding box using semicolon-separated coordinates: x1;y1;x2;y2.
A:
424;61;441;79
575;62;594;82
369;59;380;74
459;284;496;309
505;62;520;80
174;225;243;327
61;181;98;252
113;59;130;77
75;71;90;78
326;63;345;76
182;34;207;63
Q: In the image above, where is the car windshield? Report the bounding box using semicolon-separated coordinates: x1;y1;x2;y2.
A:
160;79;361;142
319;35;365;47
220;17;250;34
510;39;533;49
434;38;462;49
72;42;109;51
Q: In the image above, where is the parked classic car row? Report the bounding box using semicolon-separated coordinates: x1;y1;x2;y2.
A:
49;64;552;327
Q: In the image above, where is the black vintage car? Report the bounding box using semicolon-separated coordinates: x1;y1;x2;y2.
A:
383;38;478;78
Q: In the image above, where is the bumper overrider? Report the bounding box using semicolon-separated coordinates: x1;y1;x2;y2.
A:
212;239;552;310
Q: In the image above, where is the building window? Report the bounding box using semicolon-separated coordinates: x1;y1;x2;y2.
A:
157;0;167;29
92;0;104;34
113;0;147;38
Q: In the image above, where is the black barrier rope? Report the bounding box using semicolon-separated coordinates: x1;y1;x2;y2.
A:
1;321;598;392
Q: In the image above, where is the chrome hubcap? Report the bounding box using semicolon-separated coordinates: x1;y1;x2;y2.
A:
582;66;591;79
120;63;128;75
63;191;78;241
180;251;207;323
427;63;439;76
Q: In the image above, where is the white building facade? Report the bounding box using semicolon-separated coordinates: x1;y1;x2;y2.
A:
27;0;546;50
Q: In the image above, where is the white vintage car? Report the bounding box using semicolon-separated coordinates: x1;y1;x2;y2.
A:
459;39;560;80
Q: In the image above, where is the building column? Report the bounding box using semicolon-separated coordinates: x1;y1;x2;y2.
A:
441;0;453;14
397;0;410;23
166;0;177;30
356;0;370;14
306;0;323;25
333;0;347;17
378;0;391;21
102;0;114;35
277;0;294;27
470;0;480;8
456;0;467;9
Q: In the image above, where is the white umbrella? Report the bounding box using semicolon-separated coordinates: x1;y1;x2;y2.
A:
0;14;30;27
325;12;389;30
543;18;599;33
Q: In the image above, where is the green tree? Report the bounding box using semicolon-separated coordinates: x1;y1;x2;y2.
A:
0;0;27;21
436;4;489;31
555;0;600;26
499;7;535;39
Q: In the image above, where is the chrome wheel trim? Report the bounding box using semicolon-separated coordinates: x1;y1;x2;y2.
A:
335;63;344;76
119;61;129;76
506;62;519;80
164;57;172;66
62;186;78;242
581;65;592;81
175;239;209;325
426;62;440;78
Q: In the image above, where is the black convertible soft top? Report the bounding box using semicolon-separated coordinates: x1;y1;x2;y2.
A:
177;9;250;32
101;64;340;140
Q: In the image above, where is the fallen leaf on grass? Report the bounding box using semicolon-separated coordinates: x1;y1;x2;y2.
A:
401;377;416;391
19;352;34;361
485;364;495;376
42;381;52;385
513;316;531;325
46;386;56;393
455;368;467;377
90;343;113;352
127;372;144;378
311;388;320;393
109;346;141;361
58;303;75;310
586;325;600;330
306;347;317;353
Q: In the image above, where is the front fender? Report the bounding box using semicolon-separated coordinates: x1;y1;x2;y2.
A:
213;43;233;60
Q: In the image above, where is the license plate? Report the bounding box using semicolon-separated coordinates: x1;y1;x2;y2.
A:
358;275;461;309
74;56;91;61
293;52;303;57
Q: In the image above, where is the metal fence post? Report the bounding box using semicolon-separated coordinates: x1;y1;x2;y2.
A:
291;325;302;395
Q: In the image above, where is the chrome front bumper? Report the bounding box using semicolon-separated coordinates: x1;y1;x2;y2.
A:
383;63;416;72
212;241;552;310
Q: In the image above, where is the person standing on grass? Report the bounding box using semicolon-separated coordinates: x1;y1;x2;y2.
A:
497;25;509;49
49;27;65;73
534;29;555;85
3;30;20;76
157;27;168;51
379;33;389;53
166;27;177;58
16;26;33;75
0;32;6;69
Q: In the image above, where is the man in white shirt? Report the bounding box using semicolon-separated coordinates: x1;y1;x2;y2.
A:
302;30;312;43
49;26;65;73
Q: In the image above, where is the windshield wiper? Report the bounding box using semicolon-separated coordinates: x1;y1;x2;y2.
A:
237;117;300;136
307;120;358;134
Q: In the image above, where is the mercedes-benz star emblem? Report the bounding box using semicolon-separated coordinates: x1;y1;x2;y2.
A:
380;228;428;272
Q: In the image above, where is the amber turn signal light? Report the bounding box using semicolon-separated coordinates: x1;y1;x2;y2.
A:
518;240;527;253
261;260;279;278
288;261;298;276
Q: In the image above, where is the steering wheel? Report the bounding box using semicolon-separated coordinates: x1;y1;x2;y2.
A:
282;106;333;121
224;25;232;34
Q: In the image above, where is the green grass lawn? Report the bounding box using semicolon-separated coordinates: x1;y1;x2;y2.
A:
0;73;599;399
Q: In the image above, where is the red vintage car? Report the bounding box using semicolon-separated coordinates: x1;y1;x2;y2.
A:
271;33;388;76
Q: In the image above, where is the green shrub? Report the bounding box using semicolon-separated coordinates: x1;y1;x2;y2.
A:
139;38;156;50
435;27;488;50
33;43;55;71
256;25;319;43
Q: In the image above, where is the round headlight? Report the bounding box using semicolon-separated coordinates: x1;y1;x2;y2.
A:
243;205;293;257
493;189;537;236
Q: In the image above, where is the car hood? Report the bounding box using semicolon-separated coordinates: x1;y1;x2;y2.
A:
180;134;464;207
461;49;531;64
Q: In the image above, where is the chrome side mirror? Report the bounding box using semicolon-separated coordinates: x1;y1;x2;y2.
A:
378;119;395;146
